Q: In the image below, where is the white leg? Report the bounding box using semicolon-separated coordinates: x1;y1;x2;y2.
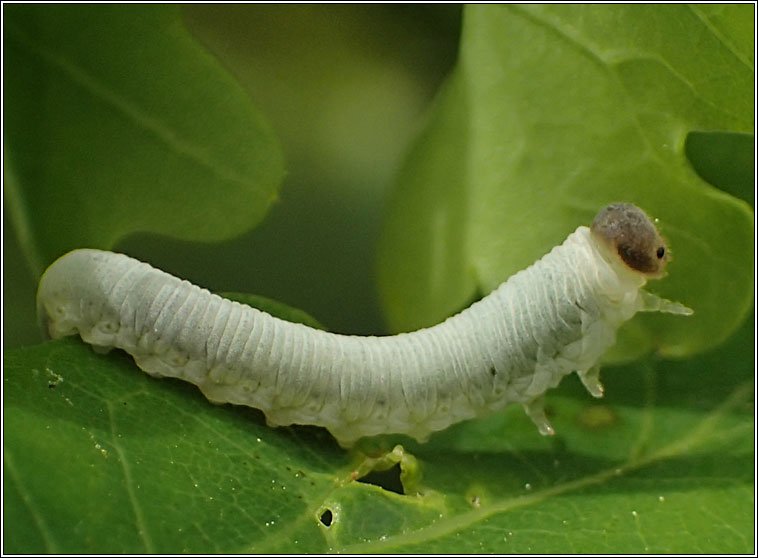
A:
578;365;604;398
640;291;694;315
523;396;555;436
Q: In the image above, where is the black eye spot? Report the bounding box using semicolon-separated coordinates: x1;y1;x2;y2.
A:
656;246;665;259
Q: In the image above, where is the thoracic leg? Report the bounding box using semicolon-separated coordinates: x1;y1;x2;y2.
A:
523;396;555;436
640;291;693;315
578;365;604;398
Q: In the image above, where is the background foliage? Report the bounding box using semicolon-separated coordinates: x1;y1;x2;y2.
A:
3;4;754;553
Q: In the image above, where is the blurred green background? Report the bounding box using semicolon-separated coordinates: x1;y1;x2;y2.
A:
4;4;752;354
3;4;462;346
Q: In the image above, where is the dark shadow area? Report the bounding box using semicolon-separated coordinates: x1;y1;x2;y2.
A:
357;462;405;495
685;131;754;207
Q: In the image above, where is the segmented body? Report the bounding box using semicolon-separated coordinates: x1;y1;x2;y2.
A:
36;206;690;447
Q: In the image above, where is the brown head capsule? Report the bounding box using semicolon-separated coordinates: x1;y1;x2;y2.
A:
590;203;669;278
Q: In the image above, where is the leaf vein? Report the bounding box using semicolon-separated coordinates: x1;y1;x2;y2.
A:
3;449;59;553
334;379;753;553
5;22;251;188
106;401;155;553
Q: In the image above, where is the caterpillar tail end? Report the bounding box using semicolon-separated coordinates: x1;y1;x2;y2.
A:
523;397;555;436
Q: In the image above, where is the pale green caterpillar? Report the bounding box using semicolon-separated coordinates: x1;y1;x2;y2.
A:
37;203;692;447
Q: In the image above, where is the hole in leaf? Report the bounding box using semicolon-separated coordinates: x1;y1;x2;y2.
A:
685;131;754;207
356;462;404;495
319;508;333;527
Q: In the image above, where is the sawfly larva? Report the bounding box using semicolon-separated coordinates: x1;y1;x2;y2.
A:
36;203;693;447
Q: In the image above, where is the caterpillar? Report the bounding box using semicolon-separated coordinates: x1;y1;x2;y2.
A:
36;203;692;447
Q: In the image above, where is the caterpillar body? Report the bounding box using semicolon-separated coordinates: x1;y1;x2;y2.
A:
37;203;692;447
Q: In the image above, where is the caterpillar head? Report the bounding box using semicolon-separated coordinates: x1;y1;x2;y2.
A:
590;203;669;279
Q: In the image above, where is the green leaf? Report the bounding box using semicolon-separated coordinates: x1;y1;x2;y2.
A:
4;312;752;553
378;4;754;360
3;4;284;275
377;71;477;330
3;339;348;553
